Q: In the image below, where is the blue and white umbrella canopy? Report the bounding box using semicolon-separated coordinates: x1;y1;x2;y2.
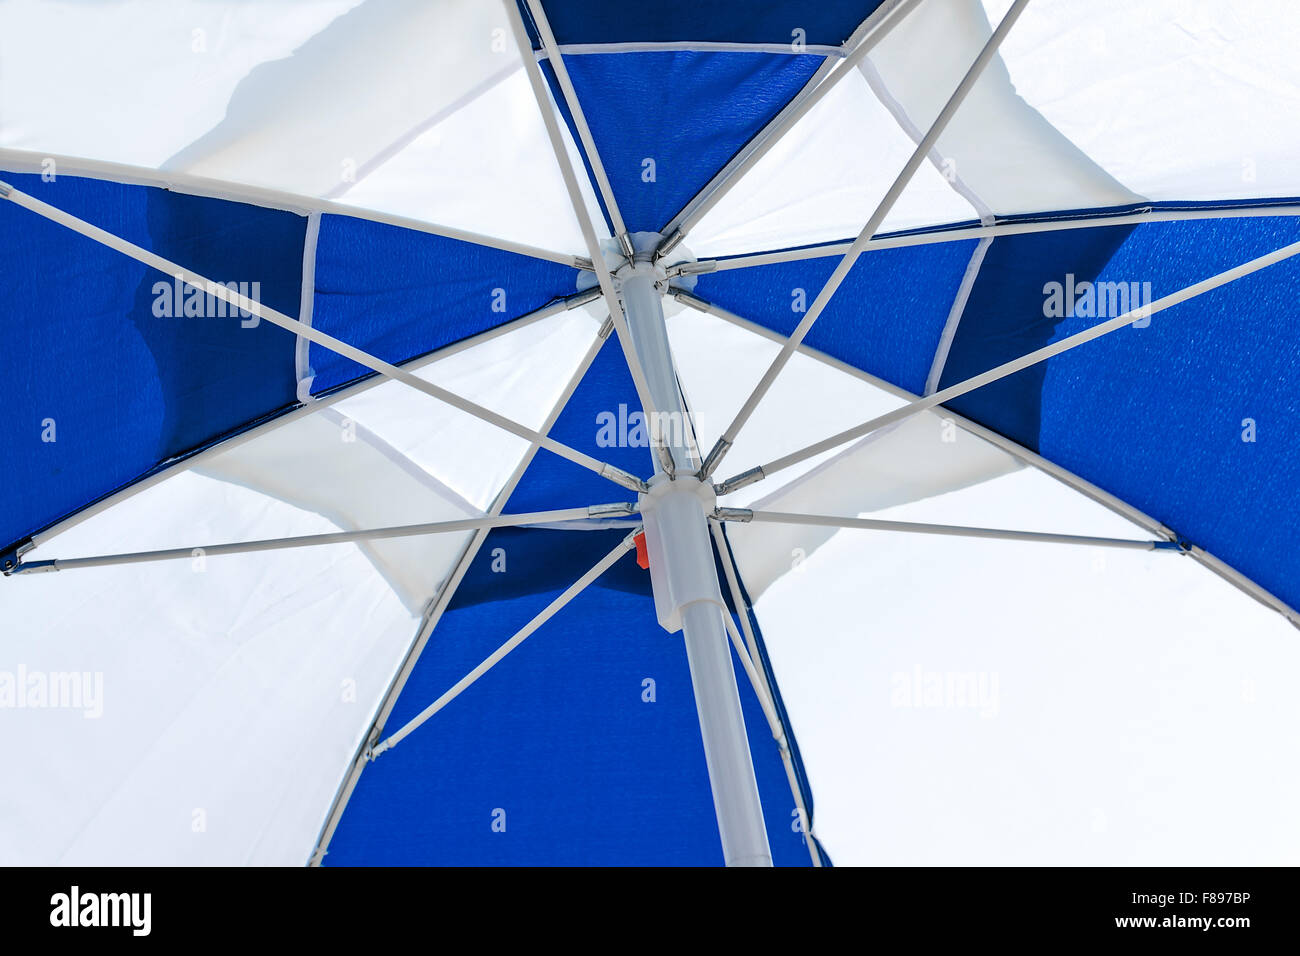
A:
3;0;1300;866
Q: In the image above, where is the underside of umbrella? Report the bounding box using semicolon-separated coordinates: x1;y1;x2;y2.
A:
2;0;1299;866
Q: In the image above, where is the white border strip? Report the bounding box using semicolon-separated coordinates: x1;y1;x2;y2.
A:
295;211;322;403
924;235;991;395
699;203;1300;272
538;41;846;57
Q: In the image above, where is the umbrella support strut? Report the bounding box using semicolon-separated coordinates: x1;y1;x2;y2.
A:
617;259;773;867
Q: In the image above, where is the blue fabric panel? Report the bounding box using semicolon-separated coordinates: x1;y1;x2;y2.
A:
504;335;658;512
325;526;815;865
521;0;886;46
308;215;579;394
941;215;1300;614
552;51;825;233
938;225;1135;446
693;239;981;395
0;171;303;556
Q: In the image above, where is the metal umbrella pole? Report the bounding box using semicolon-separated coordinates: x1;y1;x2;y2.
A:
615;242;772;867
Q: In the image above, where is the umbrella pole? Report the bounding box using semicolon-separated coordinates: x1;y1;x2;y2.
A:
618;261;773;867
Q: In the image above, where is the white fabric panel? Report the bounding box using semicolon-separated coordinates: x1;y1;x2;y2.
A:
329;309;601;510
0;0;361;165
689;67;978;257
985;0;1300;204
195;409;479;615
1;0;597;254
744;468;1300;864
666;304;909;497
867;0;1137;218
0;310;598;864
337;67;603;257
727;413;1022;598
0;472;420;866
201;310;599;612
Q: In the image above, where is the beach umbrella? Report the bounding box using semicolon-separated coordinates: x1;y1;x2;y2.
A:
3;0;1299;866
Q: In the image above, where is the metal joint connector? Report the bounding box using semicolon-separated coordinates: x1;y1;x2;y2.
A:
566;286;602;310
8;560;58;575
602;465;649;494
1;539;37;576
0;181;11;199
712;507;753;523
587;502;638;518
697;438;732;481
654;442;676;478
715;465;765;496
655;229;684;260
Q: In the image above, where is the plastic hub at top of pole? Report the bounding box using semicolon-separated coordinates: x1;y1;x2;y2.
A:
638;474;722;633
